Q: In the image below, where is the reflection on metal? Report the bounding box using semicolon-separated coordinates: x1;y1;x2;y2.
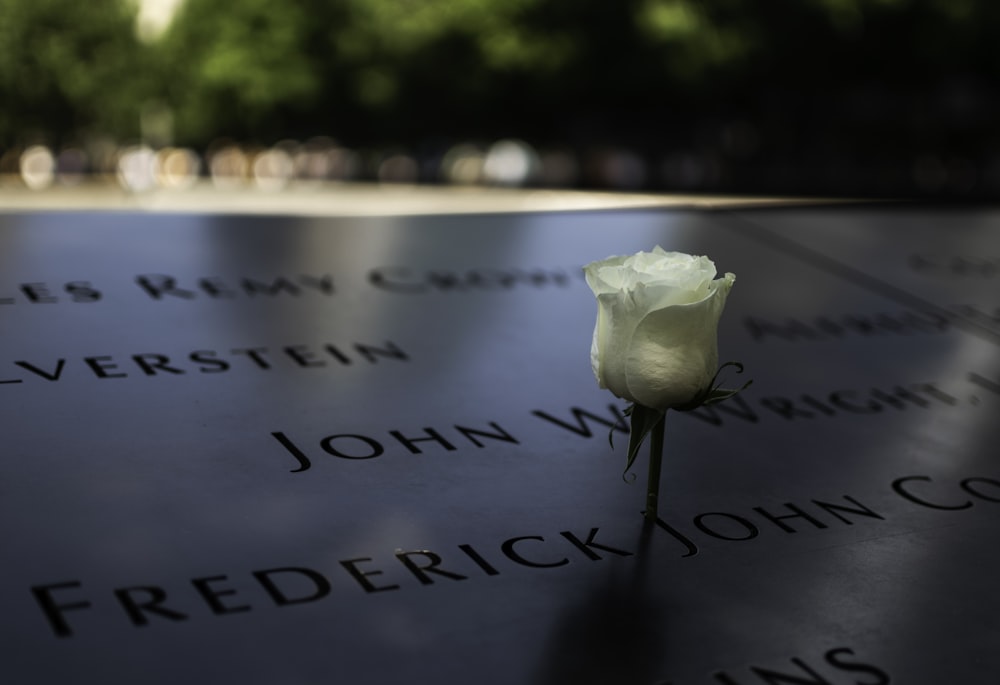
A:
0;206;997;682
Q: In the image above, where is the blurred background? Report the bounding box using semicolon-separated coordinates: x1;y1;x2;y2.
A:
1;0;998;198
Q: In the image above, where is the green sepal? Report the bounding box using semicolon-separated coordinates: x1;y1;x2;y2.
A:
701;381;752;406
674;361;752;412
623;404;664;479
609;404;634;450
608;361;749;458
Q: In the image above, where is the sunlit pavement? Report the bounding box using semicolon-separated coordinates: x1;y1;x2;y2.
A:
0;181;824;216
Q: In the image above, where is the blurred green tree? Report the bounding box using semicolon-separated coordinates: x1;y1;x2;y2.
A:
1;0;998;194
0;0;149;146
10;0;987;150
156;0;324;144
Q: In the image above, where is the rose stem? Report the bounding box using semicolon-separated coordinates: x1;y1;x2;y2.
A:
645;413;666;521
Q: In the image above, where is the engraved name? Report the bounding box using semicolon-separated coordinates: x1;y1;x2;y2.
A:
0;340;408;385
29;471;1000;639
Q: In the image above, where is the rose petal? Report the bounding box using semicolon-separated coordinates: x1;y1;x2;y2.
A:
623;274;734;409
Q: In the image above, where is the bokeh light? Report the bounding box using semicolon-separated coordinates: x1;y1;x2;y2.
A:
252;146;295;191
156;147;201;189
19;146;56;190
482;140;539;187
116;145;158;192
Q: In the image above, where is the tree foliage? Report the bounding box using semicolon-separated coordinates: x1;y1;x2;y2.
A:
0;0;148;145
1;0;998;159
155;0;323;143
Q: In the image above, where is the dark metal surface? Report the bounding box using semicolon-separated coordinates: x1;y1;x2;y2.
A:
2;206;998;684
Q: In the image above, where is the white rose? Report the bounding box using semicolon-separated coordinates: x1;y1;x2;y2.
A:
584;246;735;410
